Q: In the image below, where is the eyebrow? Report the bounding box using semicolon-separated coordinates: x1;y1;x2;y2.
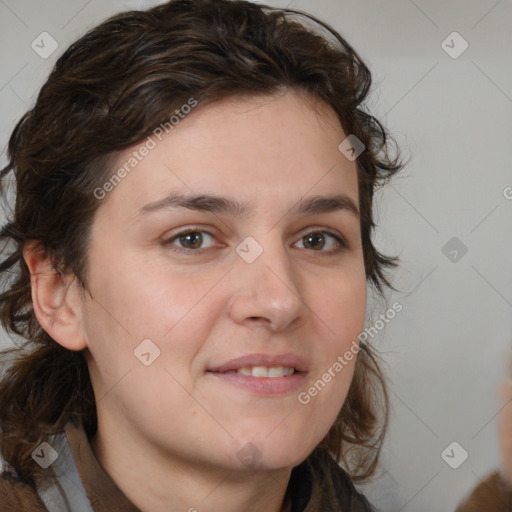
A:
136;192;359;219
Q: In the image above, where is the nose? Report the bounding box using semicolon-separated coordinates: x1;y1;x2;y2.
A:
227;237;306;332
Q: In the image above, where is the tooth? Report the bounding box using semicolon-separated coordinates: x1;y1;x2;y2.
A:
235;366;296;377
251;366;268;378
267;366;284;377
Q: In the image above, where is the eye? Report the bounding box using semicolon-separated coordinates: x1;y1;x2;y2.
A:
162;229;217;253
161;227;347;255
294;230;347;254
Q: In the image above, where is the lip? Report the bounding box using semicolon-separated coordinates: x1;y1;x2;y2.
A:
206;352;308;396
207;371;307;395
207;352;308;373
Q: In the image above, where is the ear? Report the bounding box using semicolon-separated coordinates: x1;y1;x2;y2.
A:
23;241;88;351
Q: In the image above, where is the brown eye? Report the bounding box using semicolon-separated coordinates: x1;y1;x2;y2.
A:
302;232;325;251
295;230;347;254
178;231;203;249
162;229;216;253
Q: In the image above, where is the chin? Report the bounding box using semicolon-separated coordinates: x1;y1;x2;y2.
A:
228;434;316;473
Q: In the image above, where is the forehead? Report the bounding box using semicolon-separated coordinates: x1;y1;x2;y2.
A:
98;90;359;221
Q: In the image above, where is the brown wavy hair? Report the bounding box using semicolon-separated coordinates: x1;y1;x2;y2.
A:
0;0;402;489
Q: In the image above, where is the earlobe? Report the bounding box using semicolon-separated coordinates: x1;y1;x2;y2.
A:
23;241;88;351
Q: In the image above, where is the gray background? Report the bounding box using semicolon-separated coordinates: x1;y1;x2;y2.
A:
1;1;511;510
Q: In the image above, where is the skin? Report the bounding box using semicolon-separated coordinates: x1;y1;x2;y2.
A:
24;89;367;512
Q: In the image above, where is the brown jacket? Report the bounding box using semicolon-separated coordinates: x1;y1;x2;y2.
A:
0;421;372;511
1;422;511;511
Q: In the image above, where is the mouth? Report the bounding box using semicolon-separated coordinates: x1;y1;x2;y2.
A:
208;352;308;374
206;353;308;395
223;366;296;378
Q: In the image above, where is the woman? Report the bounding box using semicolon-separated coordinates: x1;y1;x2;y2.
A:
0;0;400;510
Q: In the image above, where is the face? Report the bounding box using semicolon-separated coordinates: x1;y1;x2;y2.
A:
80;90;366;472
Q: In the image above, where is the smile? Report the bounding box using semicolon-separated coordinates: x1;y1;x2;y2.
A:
227;366;296;377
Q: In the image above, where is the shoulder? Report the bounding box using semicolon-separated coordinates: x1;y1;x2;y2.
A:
322;453;374;511
455;470;512;512
302;449;374;512
0;471;48;512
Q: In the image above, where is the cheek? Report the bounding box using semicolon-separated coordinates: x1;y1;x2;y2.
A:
316;263;367;344
305;261;366;409
87;249;208;337
82;259;222;388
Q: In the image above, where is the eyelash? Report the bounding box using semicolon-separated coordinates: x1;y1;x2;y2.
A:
161;227;348;256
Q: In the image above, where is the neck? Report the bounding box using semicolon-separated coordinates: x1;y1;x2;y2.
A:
91;419;293;512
